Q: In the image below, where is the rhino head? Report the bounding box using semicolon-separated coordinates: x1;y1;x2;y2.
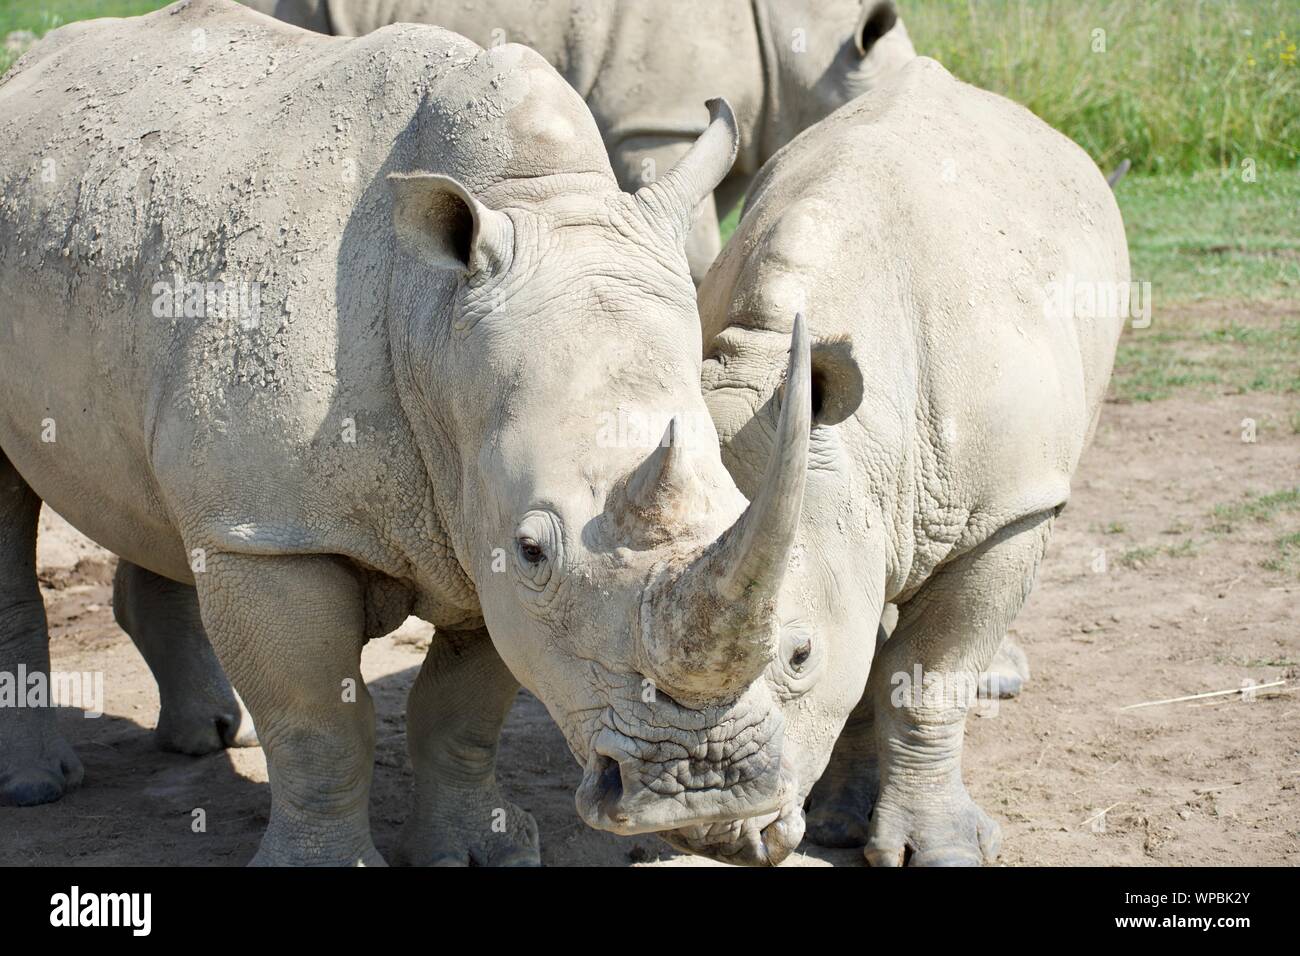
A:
659;192;894;863
384;62;812;836
756;0;916;159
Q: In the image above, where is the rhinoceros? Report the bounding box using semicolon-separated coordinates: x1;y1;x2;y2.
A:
241;0;918;284
0;0;815;865
660;56;1131;865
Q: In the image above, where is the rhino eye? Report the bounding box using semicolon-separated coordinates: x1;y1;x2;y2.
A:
513;510;562;593
776;624;819;693
518;537;546;564
789;637;813;670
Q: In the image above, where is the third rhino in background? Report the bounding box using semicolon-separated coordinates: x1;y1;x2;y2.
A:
244;0;917;284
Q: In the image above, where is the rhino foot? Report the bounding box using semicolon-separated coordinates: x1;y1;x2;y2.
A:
396;791;539;867
803;695;879;848
864;783;1001;867
154;690;258;755
978;634;1030;699
804;771;877;849
401;627;537;866
0;717;84;806
112;560;259;755
249;842;388;867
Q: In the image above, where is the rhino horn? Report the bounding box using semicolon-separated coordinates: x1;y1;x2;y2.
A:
623;417;693;515
641;314;811;701
635;98;739;240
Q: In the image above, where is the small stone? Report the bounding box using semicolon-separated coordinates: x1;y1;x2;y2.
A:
627;844;654;863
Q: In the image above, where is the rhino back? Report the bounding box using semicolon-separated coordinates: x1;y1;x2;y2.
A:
0;0;592;591
317;0;762;164
715;58;1128;577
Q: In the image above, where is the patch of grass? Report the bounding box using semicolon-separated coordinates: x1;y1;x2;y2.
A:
1116;488;1300;577
1121;169;1300;302
906;0;1300;176
1;0;172;75
1112;291;1300;401
1118;538;1200;568
1111;341;1221;402
1210;487;1300;531
1261;530;1300;573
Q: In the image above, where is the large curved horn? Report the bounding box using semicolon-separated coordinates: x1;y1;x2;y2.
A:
639;314;811;702
634;98;739;239
711;313;811;608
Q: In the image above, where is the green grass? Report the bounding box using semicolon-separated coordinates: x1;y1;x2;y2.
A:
1262;530;1300;574
1109;168;1299;400
906;0;1300;175
1210;487;1300;577
14;0;1296;176
1113;317;1300;401
1117;537;1200;568
0;0;172;74
1211;487;1300;531
1114;487;1300;576
1120;168;1300;301
7;0;1299;176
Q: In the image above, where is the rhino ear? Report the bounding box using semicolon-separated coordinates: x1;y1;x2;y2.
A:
808;336;864;426
854;0;899;58
387;172;512;276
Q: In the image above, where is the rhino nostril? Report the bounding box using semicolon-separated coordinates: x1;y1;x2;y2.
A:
593;754;627;821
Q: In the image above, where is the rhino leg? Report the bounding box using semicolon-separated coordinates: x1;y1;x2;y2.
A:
194;552;382;866
864;511;1055;867
804;661;880;847
981;634;1030;699
0;451;84;805
397;628;539;867
883;561;1032;700
112;561;257;755
811;605;1025;836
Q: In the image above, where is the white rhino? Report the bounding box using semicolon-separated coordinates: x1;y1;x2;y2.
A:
666;57;1130;865
241;0;918;283
0;0;815;865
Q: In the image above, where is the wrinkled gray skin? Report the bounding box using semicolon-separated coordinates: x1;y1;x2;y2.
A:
668;57;1130;865
0;0;817;864
241;0;918;284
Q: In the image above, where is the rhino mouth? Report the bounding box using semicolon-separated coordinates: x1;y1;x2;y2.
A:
574;695;789;835
660;799;807;867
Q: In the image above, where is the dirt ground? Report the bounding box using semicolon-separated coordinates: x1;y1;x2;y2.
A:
1;355;1296;867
